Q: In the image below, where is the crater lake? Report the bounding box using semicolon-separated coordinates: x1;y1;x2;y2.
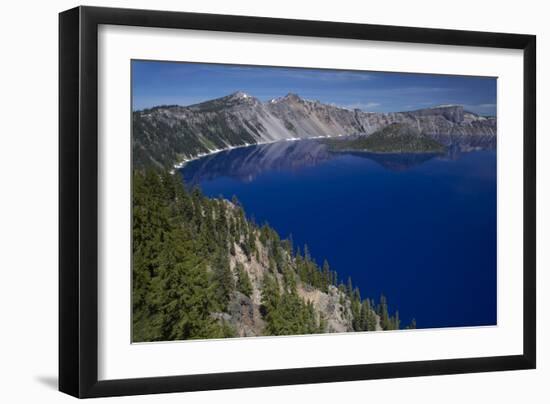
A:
179;140;497;330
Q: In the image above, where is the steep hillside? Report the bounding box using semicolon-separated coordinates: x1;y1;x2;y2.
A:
132;170;407;342
132;92;496;168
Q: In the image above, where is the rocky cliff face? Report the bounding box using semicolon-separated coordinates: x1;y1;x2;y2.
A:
133;92;496;168
221;220;366;337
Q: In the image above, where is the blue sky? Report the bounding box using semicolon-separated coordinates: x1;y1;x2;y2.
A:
132;60;497;116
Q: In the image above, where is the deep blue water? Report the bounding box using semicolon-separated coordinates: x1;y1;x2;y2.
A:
180;140;497;329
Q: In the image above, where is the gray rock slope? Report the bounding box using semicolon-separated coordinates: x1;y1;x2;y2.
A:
133;91;496;168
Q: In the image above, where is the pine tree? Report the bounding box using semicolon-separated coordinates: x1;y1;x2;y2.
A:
283;233;294;256
406;318;417;329
235;262;253;297
394;310;400;330
211;249;234;311
215;200;228;243
359;300;369;331
322;259;331;292
245;228;256;260
378;294;390;330
364;299;377;331
282;263;297;293
303;244;311;262
346;276;354;297
260;273;281;333
132;170;174;341
156;228;221;341
351;288;362;331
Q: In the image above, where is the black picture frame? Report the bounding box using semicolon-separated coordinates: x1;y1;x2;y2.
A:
59;5;536;398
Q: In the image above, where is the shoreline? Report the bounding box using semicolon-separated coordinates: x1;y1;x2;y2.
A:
330;148;445;155
171;134;347;173
169;136;491;175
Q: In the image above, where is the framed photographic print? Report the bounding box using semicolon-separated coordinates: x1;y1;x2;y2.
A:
59;6;536;398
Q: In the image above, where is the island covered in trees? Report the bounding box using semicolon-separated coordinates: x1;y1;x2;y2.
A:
323;123;446;154
132;169;412;342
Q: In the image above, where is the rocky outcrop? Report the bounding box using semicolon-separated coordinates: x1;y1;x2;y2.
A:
297;285;354;333
220;218;357;337
133;92;496;168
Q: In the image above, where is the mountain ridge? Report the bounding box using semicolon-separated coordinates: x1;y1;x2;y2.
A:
133;92;496;168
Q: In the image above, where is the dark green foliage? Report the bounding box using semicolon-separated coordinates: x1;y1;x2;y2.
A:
132;103;259;169
132;169;239;341
254;225;405;334
359;299;378;331
318;313;328;333
324;123;445;153
282;264;297;293
350;288;362;331
377;294;390;330
235;263;253;297
347;276;354;297
155;229;222;340
211;250;234;311
406;318;417;329
241;226;257;261
292;245;335;293
133;168;408;341
260;273;280;318
260;274;321;336
281;233;293;256
133;111;210;169
376;294;401;331
393;310;401;330
322;260;331;293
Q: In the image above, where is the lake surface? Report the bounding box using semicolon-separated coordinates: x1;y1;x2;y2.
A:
180;140;497;329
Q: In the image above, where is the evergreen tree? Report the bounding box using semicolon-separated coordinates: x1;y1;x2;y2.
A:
235;262;253;297
260;273;281;330
132;170;174;341
346;276;354;297
394;310;400;330
406;318;417;329
322;259;331;292
359;300;369;331
156;229;221;340
211;249;234;311
244;228;256;260
350;288;362;331
281;233;294;256
282;263;297;293
378;294;390;330
363;299;377;331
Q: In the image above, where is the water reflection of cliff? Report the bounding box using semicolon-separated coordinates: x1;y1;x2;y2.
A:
180;139;460;184
180;140;333;184
349;152;440;171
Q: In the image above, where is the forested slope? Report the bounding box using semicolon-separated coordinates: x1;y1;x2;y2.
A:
132;170;411;341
